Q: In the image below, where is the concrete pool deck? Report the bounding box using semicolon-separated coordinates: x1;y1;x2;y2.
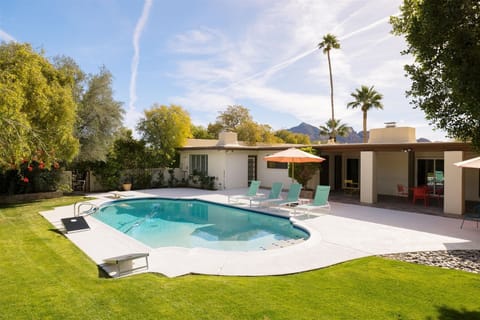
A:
40;188;480;278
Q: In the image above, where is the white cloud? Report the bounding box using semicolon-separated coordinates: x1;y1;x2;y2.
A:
0;29;16;42
168;27;229;55
164;0;447;140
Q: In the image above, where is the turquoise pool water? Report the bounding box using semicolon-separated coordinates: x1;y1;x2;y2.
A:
93;198;309;251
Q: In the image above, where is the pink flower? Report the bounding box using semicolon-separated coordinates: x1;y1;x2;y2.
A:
27;166;33;172
39;162;45;169
23;177;29;183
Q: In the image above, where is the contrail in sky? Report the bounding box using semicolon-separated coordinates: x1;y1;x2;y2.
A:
0;29;16;42
129;0;153;111
339;13;398;41
220;13;397;90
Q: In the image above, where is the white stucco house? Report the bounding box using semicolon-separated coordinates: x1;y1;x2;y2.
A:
178;126;480;216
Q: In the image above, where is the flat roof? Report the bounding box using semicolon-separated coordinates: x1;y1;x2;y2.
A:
179;141;473;153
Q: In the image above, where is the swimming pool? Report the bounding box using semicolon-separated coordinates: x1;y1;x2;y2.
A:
92;198;309;251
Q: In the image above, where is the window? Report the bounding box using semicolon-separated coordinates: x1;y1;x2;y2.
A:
417;159;444;193
346;158;359;182
267;162;288;169
189;154;208;175
417;159;444;184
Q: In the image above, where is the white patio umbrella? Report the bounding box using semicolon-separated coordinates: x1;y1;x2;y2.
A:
263;148;325;182
454;156;480;168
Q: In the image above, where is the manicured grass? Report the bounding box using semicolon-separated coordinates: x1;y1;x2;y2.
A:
1;197;480;319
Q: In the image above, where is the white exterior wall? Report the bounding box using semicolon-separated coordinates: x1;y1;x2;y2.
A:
376;152;408;196
444;151;464;215
257;150;295;189
225;151;249;189
463;152;480;202
360;151;377;203
369;127;416;143
465;168;480;202
179;150;228;188
207;151;227;189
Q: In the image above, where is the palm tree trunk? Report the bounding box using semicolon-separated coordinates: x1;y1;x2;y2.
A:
327;51;335;140
363;110;368;143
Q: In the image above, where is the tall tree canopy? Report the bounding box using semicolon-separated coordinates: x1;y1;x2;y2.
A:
347;85;383;143
0;42;79;168
318;34;340;141
391;0;480;149
212;105;285;145
75;67;124;161
215;105;253;132
274;130;311;144
137;104;192;166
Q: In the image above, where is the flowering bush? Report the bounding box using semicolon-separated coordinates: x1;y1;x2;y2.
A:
0;159;62;195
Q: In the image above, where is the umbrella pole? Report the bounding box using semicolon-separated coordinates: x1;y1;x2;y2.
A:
291;162;295;183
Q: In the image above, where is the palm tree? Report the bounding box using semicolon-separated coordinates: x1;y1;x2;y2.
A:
319;119;350;142
347;85;384;143
318;34;340;141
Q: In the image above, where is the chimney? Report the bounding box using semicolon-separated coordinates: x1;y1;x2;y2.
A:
217;131;239;146
368;125;416;143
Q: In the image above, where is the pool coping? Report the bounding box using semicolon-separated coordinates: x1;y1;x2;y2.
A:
40;188;480;278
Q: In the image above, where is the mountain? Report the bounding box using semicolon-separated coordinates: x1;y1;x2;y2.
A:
289;122;321;141
288;122;363;143
288;122;430;143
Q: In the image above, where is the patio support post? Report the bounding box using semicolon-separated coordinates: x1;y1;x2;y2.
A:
444;151;464;215
360;151;377;203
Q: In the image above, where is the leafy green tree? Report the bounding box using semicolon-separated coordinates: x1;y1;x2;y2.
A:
212;105;281;145
319;119;350;141
215;105;253;132
274;130;311;144
75;67;124;161
318;34;341;140
52;55;86;105
191;124;214;139
236;120;261;145
257;124;283;144
0;42;79;168
391;0;480;149
347;85;384;143
88;129;162;190
137;104;192;166
236;121;281;145
206;122;224;139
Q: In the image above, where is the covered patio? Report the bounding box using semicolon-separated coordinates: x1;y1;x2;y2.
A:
314;139;477;217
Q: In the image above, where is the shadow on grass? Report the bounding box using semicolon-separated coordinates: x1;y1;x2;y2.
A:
48;228;66;236
429;305;480;320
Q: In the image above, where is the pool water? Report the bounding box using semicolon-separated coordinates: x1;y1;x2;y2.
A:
93;198;309;251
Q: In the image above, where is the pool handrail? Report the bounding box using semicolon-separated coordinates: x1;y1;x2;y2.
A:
74;201;98;217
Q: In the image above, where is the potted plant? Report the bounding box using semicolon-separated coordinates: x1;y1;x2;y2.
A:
122;176;132;191
291;163;317;199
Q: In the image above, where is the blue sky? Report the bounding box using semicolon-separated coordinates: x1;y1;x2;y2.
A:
0;0;449;141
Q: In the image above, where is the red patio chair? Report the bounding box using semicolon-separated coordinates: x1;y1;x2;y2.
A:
397;184;408;199
412;186;429;207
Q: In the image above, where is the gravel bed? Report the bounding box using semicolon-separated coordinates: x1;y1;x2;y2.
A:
380;250;480;274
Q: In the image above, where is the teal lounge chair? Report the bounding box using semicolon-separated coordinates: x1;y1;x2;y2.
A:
293;185;331;217
228;180;261;206
251;182;283;207
269;183;302;208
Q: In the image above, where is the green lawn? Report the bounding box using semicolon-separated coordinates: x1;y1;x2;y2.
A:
1;197;479;320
